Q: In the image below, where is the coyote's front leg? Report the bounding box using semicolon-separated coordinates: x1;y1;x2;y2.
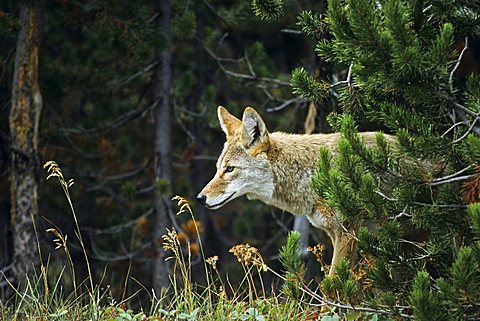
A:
329;231;357;276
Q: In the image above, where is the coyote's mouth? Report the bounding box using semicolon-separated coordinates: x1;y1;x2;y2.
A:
207;192;236;209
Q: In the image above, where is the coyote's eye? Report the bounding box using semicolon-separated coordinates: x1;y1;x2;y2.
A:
224;166;235;173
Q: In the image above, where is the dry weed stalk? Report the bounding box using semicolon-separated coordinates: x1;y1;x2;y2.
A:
44;161;94;294
307;244;329;273
229;244;268;299
46;227;77;297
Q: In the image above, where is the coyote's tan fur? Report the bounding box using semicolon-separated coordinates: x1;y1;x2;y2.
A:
198;106;390;275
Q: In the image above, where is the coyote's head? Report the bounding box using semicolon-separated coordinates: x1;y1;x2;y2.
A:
197;106;275;210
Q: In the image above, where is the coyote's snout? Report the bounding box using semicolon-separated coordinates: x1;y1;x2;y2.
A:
198;106;388;275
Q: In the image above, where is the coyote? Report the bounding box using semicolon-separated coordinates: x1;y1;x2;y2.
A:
197;106;390;275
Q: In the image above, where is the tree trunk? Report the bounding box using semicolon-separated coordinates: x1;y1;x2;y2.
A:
9;0;43;282
152;0;172;295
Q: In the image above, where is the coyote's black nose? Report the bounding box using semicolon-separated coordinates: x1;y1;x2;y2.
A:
196;194;207;206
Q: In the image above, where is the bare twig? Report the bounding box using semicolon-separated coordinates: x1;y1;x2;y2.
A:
60;102;157;136
427;165;473;185
173;101;196;142
203;44;291;86
449;37;468;95
192;155;218;161
87;185;128;206
270;210;293;233
71;241;153;262
83;209;153;235
441;121;463;137
85;160;150;191
0;48;15;85
135;184;156;195
388;205;411;220
412;201;466;209
266;97;308;112
299;283;413;318
262;87;276;101
453;116;479;143
175;104;207;118
0;264;12;273
428;174;475;186
109;61;158;86
330;64;353;89
281;29;303;34
436;93;480;136
244;49;256;78
375;190;398;202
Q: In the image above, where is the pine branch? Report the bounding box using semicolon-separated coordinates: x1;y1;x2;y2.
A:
251;0;284;21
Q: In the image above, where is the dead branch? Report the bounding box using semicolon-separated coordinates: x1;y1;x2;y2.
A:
266;97;308;112
60;101;157;136
109;61;158;87
83;209;153;235
449;37;468;95
203;43;291;87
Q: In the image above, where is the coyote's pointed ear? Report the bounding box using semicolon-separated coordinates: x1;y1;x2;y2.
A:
218;106;241;137
241;107;269;150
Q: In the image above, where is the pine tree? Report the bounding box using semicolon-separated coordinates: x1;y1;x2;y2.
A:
256;0;480;318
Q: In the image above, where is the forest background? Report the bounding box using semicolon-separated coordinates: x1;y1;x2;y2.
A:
0;0;331;300
1;0;480;320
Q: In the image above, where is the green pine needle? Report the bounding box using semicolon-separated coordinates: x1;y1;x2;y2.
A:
291;67;329;101
410;271;444;321
279;231;304;275
251;0;284;21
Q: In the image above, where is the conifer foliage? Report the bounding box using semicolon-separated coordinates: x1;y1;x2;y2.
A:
257;0;480;319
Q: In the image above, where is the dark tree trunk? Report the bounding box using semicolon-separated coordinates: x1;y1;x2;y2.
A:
9;0;43;282
152;0;172;294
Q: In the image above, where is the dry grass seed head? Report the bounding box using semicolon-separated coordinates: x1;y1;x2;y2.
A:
356;252;377;289
46;228;67;250
162;228;180;254
307;244;325;263
44;161;74;186
172;195;193;216
206;255;219;270
229;244;268;272
308;243;330;272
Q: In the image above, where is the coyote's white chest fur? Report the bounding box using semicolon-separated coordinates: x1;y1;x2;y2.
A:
198;106;387;275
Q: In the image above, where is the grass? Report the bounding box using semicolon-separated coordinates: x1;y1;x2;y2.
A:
0;161;384;320
0;161;315;321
